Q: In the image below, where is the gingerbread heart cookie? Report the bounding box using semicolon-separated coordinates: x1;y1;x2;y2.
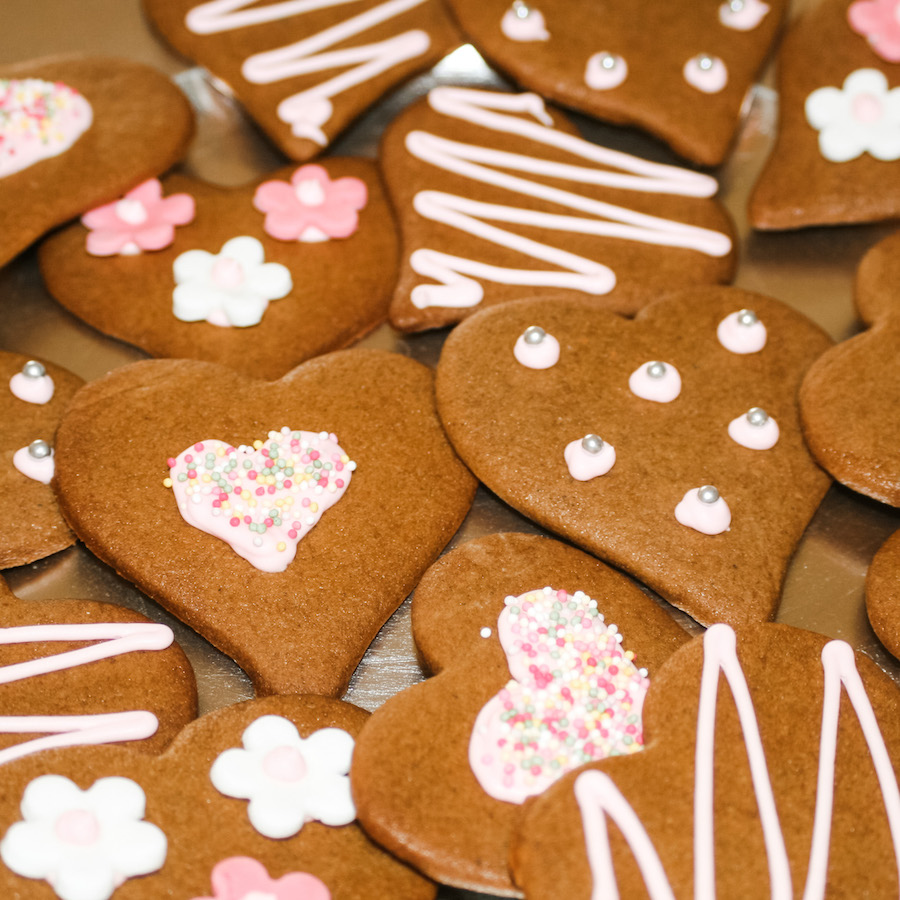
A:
0;56;193;269
800;230;900;505
39;161;397;379
0;694;435;900
1;352;84;569
445;0;787;166
351;533;689;895
511;622;900;898
52;352;476;696
142;0;461;161
435;288;833;626
749;0;900;229
866;528;900;661
383;86;736;333
0;573;197;766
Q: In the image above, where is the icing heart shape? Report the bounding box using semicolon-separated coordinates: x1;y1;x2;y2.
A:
435;288;833;626
444;0;788;166
1;352;84;569
0;574;196;764
867;528;900;661
383;86;736;333
512;622;900;898
750;0;900;228
800;230;900;504
0;56;193;269
39;161;397;380
0;695;435;900
52;352;476;696
352;533;689;895
142;0;461;161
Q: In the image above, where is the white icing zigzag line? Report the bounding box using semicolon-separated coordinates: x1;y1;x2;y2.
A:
0;622;174;765
574;623;900;899
185;0;432;145
404;86;733;310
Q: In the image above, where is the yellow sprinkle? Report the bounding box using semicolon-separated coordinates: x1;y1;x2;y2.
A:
277;542;286;552
253;440;263;450
309;502;318;513
266;475;276;486
162;477;172;488
217;447;225;457
249;499;257;508
202;474;211;483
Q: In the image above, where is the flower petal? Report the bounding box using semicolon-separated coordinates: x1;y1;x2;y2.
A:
173;283;219;322
52;858;117;900
128;179;163;205
818;123;868;162
174;249;214;284
805;86;843;129
160;193;196;226
247;794;307;839
221;236;265;267
303;728;354;774
222;294;269;328
81;204;125;231
135;224;176;251
330;176;368;211
0;820;56;879
262;210;305;241
102;819;167;879
253;180;298;214
86;777;146;823
86;229;132;257
242;715;303;752
210;747;261;799
20;774;83;821
250;263;293;301
302;774;356;827
843;67;889;95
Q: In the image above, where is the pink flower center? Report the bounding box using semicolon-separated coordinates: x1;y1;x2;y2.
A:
54;809;101;846
262;745;307;782
852;91;883;123
294;178;326;207
114;198;149;226
212;256;245;290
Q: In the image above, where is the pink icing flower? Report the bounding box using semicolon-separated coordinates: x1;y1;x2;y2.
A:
848;0;900;62
81;179;195;256
194;856;331;900
253;165;367;242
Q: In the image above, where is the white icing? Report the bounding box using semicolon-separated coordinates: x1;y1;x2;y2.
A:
513;330;560;368
628;362;681;403
684;55;728;94
565;438;616;480
501;4;549;41
717;310;767;354
585;53;627;91
718;0;770;30
674;487;731;535
728;412;779;450
13;445;54;484
9;371;54;404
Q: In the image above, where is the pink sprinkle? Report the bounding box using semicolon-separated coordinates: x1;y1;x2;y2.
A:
230;517;240;527
255;487;265;496
530;765;542;776
310;450;320;460
301;454;310;464
166;457;176;468
302;498;310;507
335;462;344;471
187;469;197;479
212;500;220;508
194;442;204;451
608;665;618;676
185;454;193;463
283;480;292;488
244;515;252;524
247;471;257;480
336;479;344;488
288;529;297;538
264;517;273;527
292;521;301;529
557;589;567;602
504;764;515;775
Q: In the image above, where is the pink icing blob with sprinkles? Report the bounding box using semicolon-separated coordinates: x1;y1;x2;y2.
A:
165;427;355;573
469;587;649;804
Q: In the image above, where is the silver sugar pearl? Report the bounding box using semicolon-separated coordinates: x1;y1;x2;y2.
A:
598;52;617;71
582;434;604;454
646;361;667;379
523;325;546;345
22;360;46;379
696;54;714;71
737;308;758;327
513;0;531;18
747;407;769;427
698;485;720;504
28;439;51;460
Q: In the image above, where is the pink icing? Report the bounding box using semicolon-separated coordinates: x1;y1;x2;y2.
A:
683;55;728;94
212;256;245;290
852;91;884;123
674;487;731;535
848;0;900;63
193;857;331;900
54;809;101;846
9;370;54;404
253;165;368;242
718;0;770;31
717;310;767;354
728;411;779;450
81;179;196;256
166;428;355;573
513;328;560;368
584;53;628;91
469;587;648;804
501;4;550;41
12;445;54;484
564;437;616;480
628;362;681;403
263;746;308;782
0;79;92;179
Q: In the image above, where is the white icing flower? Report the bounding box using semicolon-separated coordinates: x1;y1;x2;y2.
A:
172;236;292;327
805;69;900;162
210;715;356;839
0;775;166;900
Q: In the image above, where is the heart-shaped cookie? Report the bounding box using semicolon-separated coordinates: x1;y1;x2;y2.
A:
800;230;900;504
142;0;461;161
0;574;197;765
352;533;690;895
435;288;833;626
512;622;900;898
866;528;900;661
0;694;435;900
39;160;397;380
749;0;900;228
52;352;477;697
0;56;194;269
445;0;787;166
383;86;736;333
1;352;84;569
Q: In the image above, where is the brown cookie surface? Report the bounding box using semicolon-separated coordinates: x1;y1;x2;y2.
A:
143;0;461;161
749;0;900;229
0;695;435;899
511;622;900;898
446;0;787;166
800;231;900;505
1;352;84;569
384;86;737;333
435;289;833;626
0;574;197;764
39;161;397;380
866;528;900;660
352;533;690;896
0;56;193;268
52;352;476;697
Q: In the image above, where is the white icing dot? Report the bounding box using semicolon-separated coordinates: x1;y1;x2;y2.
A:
481;627;492;638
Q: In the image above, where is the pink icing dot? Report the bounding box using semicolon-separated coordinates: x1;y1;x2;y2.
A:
211;256;245;290
262;745;307;782
256;487;265;496
852;92;884;123
54;809;101;846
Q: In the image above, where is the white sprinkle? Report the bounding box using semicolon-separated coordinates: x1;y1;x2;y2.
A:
480;627;492;638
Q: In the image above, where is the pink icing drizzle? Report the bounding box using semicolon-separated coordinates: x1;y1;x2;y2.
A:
9;371;54;405
564;437;616;480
